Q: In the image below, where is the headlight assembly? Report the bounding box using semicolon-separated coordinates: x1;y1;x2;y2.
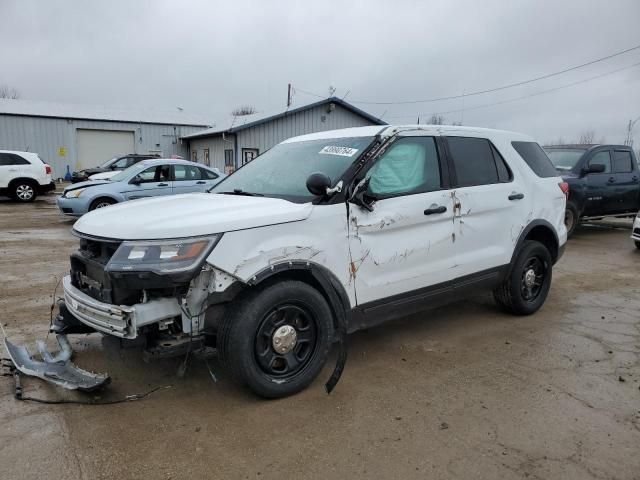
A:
66;188;86;198
106;235;221;275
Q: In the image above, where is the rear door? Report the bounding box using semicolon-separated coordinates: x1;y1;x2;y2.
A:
172;164;208;194
444;136;527;277
612;149;639;213
348;135;456;307
121;165;173;200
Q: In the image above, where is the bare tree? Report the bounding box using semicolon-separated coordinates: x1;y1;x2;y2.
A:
578;129;595;144
426;114;445;125
231;105;256;116
0;84;20;99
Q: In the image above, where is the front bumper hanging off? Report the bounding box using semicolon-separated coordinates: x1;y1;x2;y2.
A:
3;334;110;392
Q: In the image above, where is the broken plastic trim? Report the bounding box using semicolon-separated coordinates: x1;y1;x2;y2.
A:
4;335;110;392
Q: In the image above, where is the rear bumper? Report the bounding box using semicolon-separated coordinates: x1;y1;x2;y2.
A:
62;275;181;339
38;181;56;194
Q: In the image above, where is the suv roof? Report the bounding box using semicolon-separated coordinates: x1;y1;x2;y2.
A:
544;144;631;150
284;124;534;144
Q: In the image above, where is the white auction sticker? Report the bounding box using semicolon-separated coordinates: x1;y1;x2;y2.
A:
319;146;359;157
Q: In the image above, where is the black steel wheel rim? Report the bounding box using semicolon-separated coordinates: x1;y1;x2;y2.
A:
254;304;318;379
520;256;547;302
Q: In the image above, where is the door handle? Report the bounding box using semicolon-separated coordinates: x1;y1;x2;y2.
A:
158;183;169;187
508;193;524;200
196;181;206;184
607;177;616;184
424;205;447;215
632;176;638;182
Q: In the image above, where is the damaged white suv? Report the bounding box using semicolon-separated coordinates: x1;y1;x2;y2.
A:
57;125;567;397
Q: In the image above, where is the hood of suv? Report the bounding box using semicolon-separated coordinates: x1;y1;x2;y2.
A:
73;193;314;240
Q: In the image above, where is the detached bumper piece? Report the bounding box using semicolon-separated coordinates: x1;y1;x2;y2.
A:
3;335;110;392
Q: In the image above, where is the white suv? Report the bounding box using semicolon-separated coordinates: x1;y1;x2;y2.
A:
0;150;55;202
56;125;567;397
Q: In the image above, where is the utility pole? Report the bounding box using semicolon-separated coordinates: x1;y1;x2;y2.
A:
287;83;292;108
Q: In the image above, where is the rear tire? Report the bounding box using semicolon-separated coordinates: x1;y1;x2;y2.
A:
494;240;553;315
564;202;579;237
11;180;38;203
218;280;334;398
89;197;116;211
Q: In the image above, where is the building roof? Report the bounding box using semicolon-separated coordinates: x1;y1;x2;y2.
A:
0;98;212;127
181;97;386;140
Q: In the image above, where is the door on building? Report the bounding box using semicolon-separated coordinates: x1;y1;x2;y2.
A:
76;129;135;169
242;148;259;165
224;149;235;174
203;149;210;166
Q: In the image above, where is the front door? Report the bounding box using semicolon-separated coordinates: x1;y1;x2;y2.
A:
582;149;616;215
122;165;173;200
348;135;455;307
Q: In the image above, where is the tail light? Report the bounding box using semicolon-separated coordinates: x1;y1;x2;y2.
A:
45;164;52;174
558;181;569;199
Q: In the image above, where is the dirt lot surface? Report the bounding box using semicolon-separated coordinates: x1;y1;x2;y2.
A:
1;195;639;480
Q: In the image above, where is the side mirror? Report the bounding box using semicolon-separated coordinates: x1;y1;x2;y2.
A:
130;175;142;185
306;172;331;196
585;163;605;174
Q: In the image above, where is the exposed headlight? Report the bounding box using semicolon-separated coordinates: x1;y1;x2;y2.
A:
65;188;86;198
106;235;221;275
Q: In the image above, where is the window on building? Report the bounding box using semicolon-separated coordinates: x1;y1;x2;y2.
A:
203;148;210;166
448;137;510;187
242;148;259;165
0;153;30;166
613;150;633;173
191;150;198;163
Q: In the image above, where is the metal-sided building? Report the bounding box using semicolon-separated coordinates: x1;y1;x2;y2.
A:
0;99;211;179
182;97;386;173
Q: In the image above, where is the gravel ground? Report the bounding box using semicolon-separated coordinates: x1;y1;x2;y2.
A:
1;195;639;480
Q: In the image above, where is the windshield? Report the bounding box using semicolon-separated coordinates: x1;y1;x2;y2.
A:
211;136;376;202
109;162;151;182
99;157;119;168
544;148;586;171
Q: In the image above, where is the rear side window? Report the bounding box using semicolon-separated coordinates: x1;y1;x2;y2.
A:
200;167;218;179
447;137;510;187
0;153;30;166
613;150;633;173
512;141;558;177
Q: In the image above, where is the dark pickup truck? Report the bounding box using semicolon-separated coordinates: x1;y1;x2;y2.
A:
544;144;640;236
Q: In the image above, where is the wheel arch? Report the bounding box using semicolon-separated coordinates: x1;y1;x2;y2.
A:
89;195;118;209
8;176;39;188
512;220;560;264
246;261;351;333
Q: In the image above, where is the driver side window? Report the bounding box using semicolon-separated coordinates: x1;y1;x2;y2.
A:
588;151;611;173
368;137;441;197
137;165;170;183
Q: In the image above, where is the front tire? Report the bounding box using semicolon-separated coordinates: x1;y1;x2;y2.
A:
564;202;579;237
89;197;116;211
494;240;553;315
12;180;38;203
218;280;334;398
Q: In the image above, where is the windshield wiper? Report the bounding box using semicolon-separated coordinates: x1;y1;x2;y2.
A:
216;189;265;197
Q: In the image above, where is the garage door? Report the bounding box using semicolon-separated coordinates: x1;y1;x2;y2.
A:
76;129;135;169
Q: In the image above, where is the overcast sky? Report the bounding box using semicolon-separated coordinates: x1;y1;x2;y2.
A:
1;0;639;144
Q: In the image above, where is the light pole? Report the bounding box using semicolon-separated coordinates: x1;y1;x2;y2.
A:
625;115;640;146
